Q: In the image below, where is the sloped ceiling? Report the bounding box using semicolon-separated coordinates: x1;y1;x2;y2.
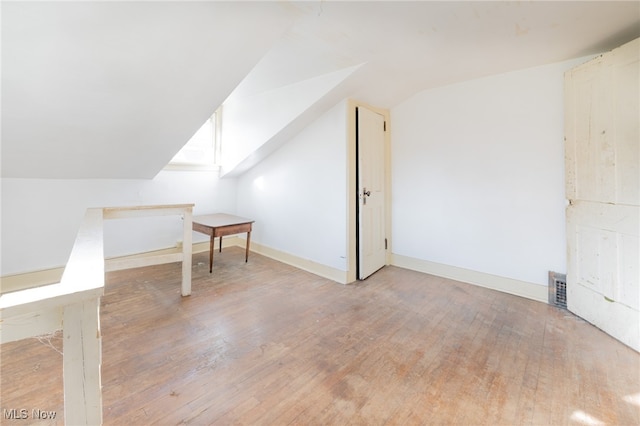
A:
221;64;363;177
2;1;639;179
229;1;640;106
1;1;294;179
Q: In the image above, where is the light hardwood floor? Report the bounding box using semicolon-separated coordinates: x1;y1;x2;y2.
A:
2;247;639;425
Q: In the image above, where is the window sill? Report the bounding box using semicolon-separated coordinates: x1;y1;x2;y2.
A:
163;163;221;172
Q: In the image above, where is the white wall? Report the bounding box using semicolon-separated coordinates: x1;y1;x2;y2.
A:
220;66;359;176
2;55;599;289
391;56;595;287
1;170;237;276
236;101;348;272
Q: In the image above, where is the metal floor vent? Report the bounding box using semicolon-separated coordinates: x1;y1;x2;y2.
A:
548;271;567;309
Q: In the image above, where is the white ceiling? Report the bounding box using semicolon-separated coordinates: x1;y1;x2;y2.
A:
2;1;639;179
234;1;640;105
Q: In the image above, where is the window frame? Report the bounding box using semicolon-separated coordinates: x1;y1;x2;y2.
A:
164;108;222;172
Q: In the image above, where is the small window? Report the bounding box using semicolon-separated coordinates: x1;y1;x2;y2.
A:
165;110;220;171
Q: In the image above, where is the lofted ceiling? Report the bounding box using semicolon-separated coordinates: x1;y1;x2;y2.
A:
2;1;639;179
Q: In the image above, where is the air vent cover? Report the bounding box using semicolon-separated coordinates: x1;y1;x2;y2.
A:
548;271;567;309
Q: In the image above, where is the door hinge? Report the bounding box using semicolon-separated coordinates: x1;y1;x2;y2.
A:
385;238;388;250
383;121;386;132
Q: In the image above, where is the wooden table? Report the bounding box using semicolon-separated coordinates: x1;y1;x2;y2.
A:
192;213;254;273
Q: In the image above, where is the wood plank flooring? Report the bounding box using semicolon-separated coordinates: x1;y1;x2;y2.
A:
2;247;639;425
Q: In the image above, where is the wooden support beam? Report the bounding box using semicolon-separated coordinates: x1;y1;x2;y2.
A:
63;297;102;425
182;208;193;296
103;204;194;219
1;203;195;425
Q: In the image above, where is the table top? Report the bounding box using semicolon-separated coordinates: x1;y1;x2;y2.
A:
193;213;254;228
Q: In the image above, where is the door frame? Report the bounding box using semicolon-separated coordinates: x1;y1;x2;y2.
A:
346;99;392;283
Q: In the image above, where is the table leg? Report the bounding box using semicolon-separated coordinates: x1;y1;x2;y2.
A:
245;231;251;262
219;235;223;253
209;235;214;273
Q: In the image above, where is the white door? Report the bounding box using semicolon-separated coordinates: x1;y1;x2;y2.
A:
565;38;639;352
357;106;386;279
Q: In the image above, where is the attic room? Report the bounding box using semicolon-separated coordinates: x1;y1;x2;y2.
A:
1;1;639;424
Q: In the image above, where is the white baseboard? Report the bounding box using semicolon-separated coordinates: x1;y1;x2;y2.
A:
245;240;349;284
3;245;545;303
191;238;350;283
1;237;349;294
390;253;548;303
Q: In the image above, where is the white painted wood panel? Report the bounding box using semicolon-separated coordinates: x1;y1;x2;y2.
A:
565;38;639;352
613;48;640;206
